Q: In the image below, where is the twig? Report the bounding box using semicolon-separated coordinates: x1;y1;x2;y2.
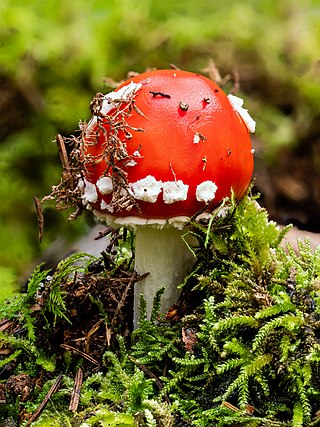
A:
69;367;83;412
27;374;63;426
56;134;74;189
111;272;149;326
94;227;112;240
61;343;100;366
222;401;255;416
0;319;13;332
128;355;170;404
111;272;136;325
84;319;104;354
34;196;44;243
222;401;240;412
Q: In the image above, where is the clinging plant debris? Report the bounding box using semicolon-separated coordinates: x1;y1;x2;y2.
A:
35;82;144;241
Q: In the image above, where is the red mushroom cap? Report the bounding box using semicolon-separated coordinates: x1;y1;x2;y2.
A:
80;69;255;227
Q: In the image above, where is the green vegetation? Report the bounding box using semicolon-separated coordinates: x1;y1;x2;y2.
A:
1;194;320;426
0;0;319;282
1;1;320;425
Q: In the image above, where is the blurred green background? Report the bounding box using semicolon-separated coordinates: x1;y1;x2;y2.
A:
0;0;319;294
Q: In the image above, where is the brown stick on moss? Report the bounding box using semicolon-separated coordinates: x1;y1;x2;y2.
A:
27;374;63;426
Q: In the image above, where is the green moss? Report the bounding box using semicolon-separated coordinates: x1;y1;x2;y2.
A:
1;194;320;426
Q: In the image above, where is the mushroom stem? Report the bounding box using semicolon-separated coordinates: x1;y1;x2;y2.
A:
134;226;195;328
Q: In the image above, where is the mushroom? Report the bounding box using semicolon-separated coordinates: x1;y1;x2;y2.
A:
79;69;255;328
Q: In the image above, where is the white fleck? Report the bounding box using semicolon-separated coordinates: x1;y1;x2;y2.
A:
86;82;142;132
132;150;143;158
168;216;190;229
162;180;189;204
104;82;142;112
96;176;113;194
119;187;129;197
193;133;201;144
129;175;162;203
193;132;206;144
100;200;114;212
196;181;218;203
251;148;255;154
82;179;98;204
227;94;256;133
216;206;230;218
125;159;137;167
77;178;85;192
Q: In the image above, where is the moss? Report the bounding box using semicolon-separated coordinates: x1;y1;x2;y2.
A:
1;194;320;426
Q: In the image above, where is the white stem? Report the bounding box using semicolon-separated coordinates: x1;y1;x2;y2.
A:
134;226;195;328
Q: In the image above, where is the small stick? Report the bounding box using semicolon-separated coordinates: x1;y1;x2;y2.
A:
61;344;100;366
222;401;240;412
34;196;44;243
128;355;170;404
69;367;83;412
94;227;112;240
56;134;71;177
0;319;13;332
84;319;104;354
27;374;63;426
56;133;76;191
111;271;145;326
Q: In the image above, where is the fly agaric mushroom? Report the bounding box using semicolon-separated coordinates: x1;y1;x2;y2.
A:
79;69;255;328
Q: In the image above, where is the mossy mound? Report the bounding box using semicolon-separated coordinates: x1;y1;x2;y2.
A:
1;195;320;426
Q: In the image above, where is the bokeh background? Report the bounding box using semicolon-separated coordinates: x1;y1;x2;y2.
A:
0;0;319;297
